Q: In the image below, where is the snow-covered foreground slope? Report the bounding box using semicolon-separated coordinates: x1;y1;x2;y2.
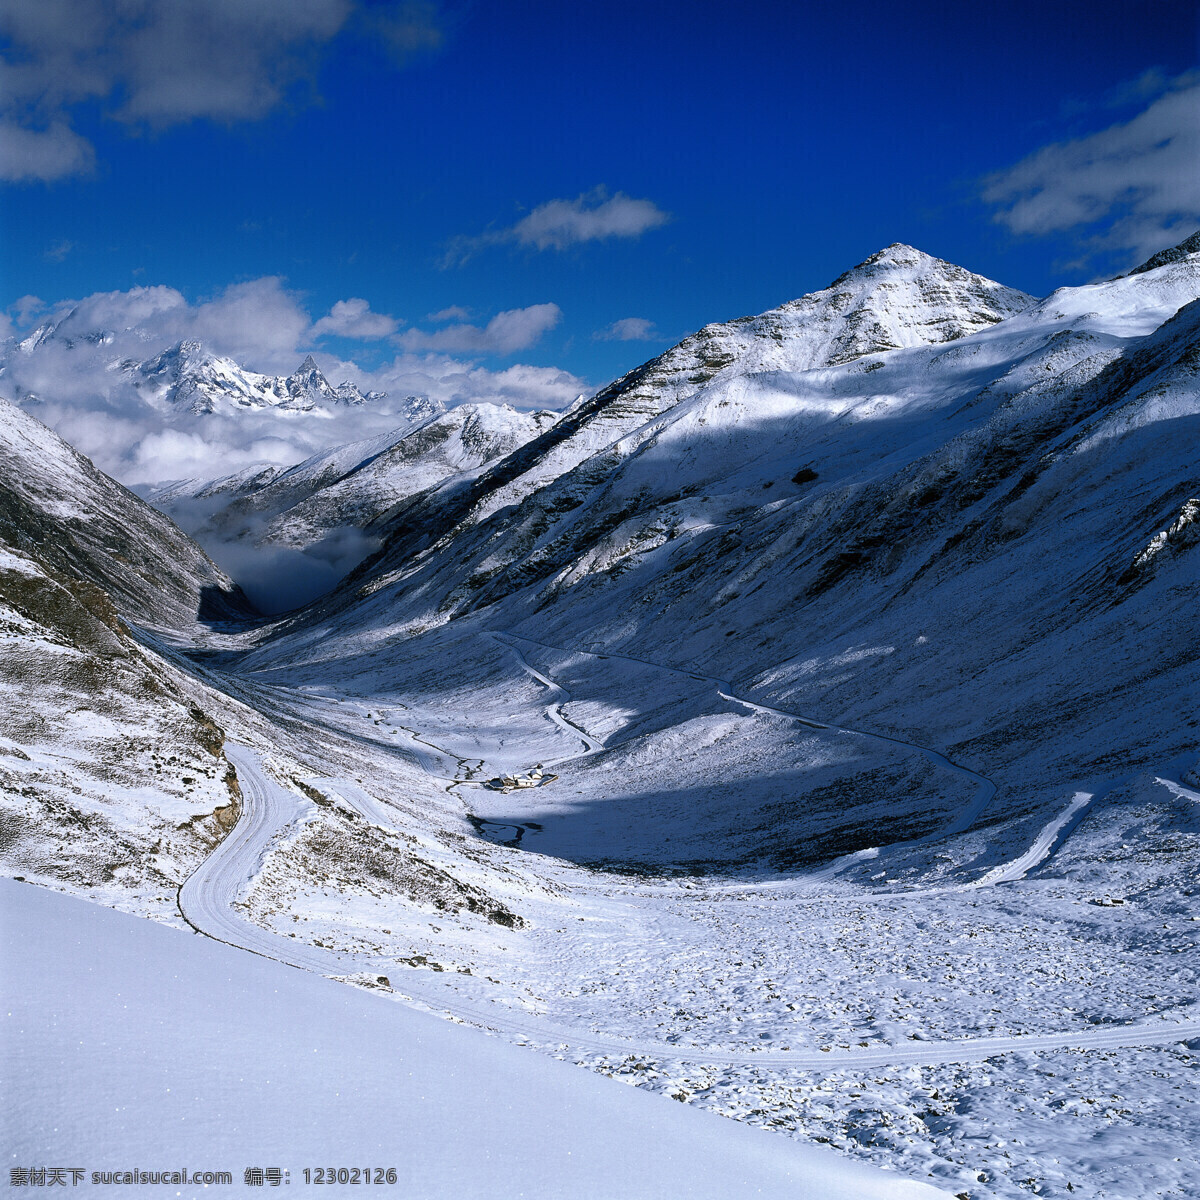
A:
2;879;949;1200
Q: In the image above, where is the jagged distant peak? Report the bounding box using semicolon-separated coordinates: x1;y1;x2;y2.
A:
288;356;396;407
394;393;444;420
17;324;57;353
142;338;217;371
113;340;397;414
293;354;325;377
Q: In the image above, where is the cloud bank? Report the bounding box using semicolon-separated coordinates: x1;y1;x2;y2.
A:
396;303;562;354
1;280;585;487
983;71;1200;267
0;0;442;182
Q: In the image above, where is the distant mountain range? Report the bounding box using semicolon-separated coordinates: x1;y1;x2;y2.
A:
0;308;449;493
7;316;438;416
129;343;391;414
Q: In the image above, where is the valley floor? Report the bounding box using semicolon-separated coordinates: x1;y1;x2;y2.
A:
7;618;1200;1199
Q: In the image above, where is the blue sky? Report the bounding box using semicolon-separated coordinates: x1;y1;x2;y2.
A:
2;0;1199;396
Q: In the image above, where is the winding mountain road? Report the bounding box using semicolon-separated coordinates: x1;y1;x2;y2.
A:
175;735;1200;1073
488;632;606;761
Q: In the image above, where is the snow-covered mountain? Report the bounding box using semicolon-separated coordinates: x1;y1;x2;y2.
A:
254;236;1200;868
0;394;247;629
7;312;415;415
4;237;1199;1200
316;244;1035;558
141;401;562;614
128;342;394;414
175;402;560;549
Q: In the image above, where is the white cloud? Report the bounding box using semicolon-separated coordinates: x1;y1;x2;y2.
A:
426;305;472;323
0;280;587;488
40;277;312;373
983;71;1200;266
0;0;444;182
48;284;190;337
396;303;562;355
114;0;350;126
0;279;316;485
446;187;670;263
339;355;586;412
131;428;304;482
513;191;670;250
9;295;46;323
187;278;313;370
1103;67;1172;111
0;119;94;182
595;317;660;342
312;297;400;340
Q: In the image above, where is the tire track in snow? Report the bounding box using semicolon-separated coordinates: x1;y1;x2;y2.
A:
965;787;1110;888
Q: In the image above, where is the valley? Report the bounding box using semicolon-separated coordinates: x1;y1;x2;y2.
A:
2;238;1198;1199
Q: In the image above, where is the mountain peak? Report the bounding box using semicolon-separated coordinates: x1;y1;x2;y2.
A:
284;355;335;410
831;242;981;288
860;242;931;267
765;244;1035;366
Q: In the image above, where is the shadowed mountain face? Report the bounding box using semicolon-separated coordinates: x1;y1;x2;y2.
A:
0;397;258;911
0;396;250;631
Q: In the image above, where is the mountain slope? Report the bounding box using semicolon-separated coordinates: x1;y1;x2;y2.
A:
140;402;562;614
252;238;1200;864
200;401;561;553
0;395;248;629
309;245;1031;575
0;399;262;918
